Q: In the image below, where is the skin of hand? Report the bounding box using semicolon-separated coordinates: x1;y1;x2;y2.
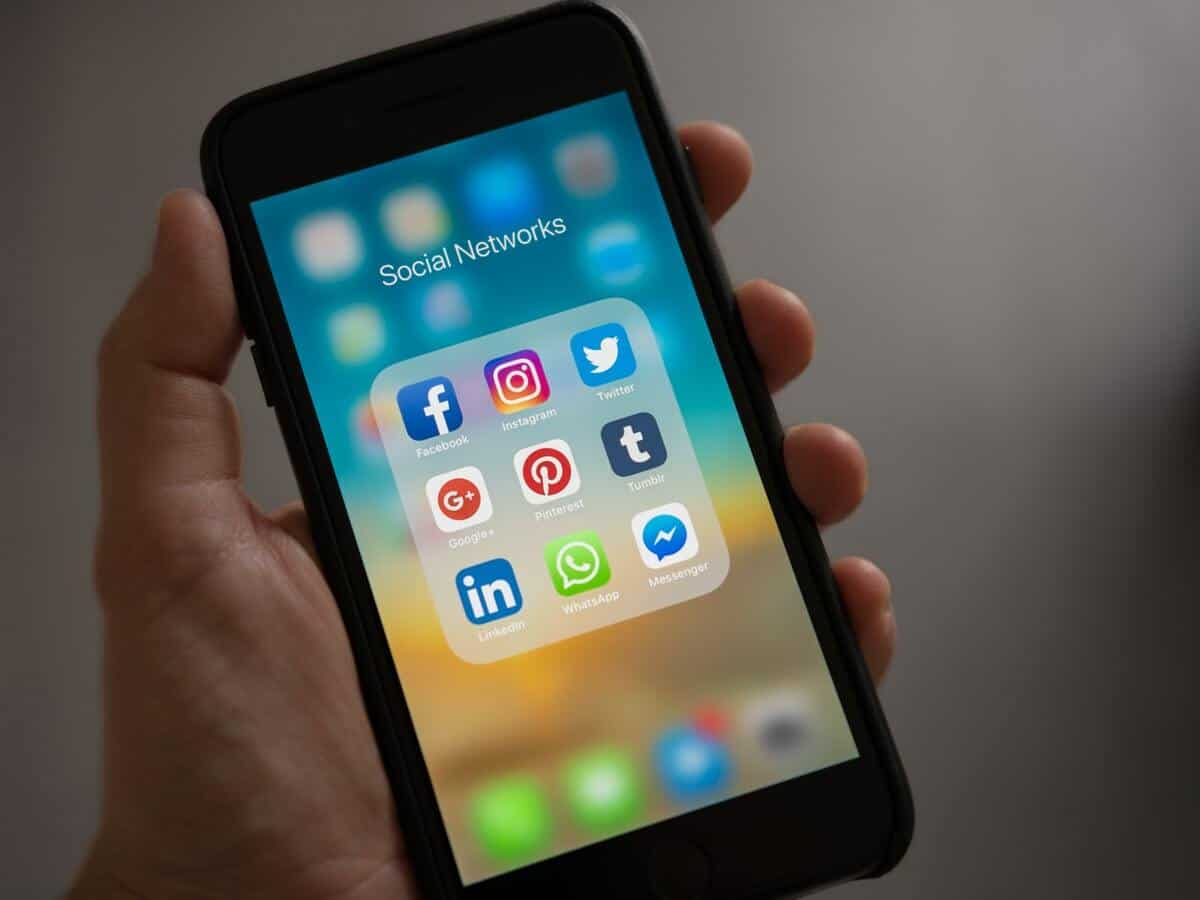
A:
68;122;896;900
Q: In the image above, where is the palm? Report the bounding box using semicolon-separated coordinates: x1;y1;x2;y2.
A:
76;123;895;900
95;481;411;898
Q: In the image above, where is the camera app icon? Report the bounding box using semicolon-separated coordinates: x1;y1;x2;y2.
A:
484;349;551;413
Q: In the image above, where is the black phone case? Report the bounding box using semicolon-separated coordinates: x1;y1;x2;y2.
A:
201;3;913;896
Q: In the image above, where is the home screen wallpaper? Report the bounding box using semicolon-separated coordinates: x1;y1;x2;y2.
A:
251;92;857;884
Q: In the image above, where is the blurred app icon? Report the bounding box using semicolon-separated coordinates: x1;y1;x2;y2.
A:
554;134;617;197
396;376;463;441
470;775;552;863
544;531;611;597
425;466;493;533
743;690;813;760
456;558;523;625
602;412;666;477
690;704;730;740
381;185;450;251
563;747;643;834
631;502;698;569
484;349;550;413
293;211;363;281
421;280;472;333
570;321;636;386
351;397;385;458
585;221;648;286
328;303;385;364
654;725;731;801
513;439;580;505
465;157;538;227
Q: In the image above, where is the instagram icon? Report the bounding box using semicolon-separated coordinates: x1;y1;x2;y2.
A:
483;349;550;413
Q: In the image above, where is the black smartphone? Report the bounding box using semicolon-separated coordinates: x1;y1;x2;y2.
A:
201;3;911;897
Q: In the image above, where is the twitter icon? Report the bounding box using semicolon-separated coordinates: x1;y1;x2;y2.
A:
570;322;637;386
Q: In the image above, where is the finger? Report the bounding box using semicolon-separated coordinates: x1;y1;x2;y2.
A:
783;424;868;527
737;279;815;392
833;557;895;684
270;500;318;563
678;121;753;223
97;189;244;504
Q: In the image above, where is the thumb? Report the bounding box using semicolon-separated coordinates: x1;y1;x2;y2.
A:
96;190;247;592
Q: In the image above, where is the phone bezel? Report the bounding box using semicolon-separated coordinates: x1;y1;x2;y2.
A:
201;4;912;897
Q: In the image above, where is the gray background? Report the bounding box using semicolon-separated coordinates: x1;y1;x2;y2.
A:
4;1;1198;896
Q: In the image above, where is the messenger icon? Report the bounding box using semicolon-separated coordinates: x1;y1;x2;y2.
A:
631;502;700;569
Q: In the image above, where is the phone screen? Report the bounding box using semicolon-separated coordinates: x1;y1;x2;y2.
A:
249;91;858;884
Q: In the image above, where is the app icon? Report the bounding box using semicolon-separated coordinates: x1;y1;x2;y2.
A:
554;134;617;197
425;466;493;533
743;690;813;760
421;280;472;334
654;725;731;801
601;412;666;477
470;775;552;864
397;376;463;441
466;158;538;228
585;221;648;286
351;397;385;459
562;747;643;834
513;439;580;505
381;185;450;251
544;531;611;597
631;502;699;569
328;304;385;364
456;558;523;625
484;349;550;413
570;322;636;386
293;211;363;281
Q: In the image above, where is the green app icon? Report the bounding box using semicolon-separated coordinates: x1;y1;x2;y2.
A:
544;530;611;596
563;747;644;834
470;775;552;864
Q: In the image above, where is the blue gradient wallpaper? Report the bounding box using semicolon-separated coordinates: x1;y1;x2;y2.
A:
251;93;856;884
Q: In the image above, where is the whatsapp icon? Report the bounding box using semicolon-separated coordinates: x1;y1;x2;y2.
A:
544;531;611;597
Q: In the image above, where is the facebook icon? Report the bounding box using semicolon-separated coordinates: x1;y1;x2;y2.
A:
397;376;463;441
601;411;667;476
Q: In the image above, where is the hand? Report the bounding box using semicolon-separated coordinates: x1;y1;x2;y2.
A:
70;123;896;900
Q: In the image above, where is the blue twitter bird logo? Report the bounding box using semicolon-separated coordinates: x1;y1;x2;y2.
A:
571;322;637;386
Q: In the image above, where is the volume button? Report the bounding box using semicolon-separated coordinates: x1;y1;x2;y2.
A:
681;143;705;209
248;342;276;408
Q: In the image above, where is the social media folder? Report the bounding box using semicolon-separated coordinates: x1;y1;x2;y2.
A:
370;298;729;663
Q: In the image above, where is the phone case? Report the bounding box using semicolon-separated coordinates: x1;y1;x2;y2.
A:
201;3;913;895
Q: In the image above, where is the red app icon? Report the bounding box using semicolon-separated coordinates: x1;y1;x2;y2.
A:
425;466;494;533
512;439;581;505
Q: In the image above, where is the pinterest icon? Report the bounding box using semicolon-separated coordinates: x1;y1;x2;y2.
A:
513;439;581;505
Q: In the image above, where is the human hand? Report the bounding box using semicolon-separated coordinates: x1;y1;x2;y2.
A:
69;122;895;900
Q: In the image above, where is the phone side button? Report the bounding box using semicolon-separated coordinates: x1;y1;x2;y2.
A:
647;838;711;900
248;342;276;408
681;144;705;209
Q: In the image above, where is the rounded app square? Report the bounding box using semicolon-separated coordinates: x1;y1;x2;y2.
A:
631;502;699;569
484;349;550;413
513;439;581;505
601;412;666;476
570;321;636;386
425;466;493;532
544;531;611;596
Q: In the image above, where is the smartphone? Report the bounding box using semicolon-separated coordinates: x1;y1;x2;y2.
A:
201;4;911;897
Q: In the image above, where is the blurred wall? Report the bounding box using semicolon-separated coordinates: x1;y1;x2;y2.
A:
4;1;1199;896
